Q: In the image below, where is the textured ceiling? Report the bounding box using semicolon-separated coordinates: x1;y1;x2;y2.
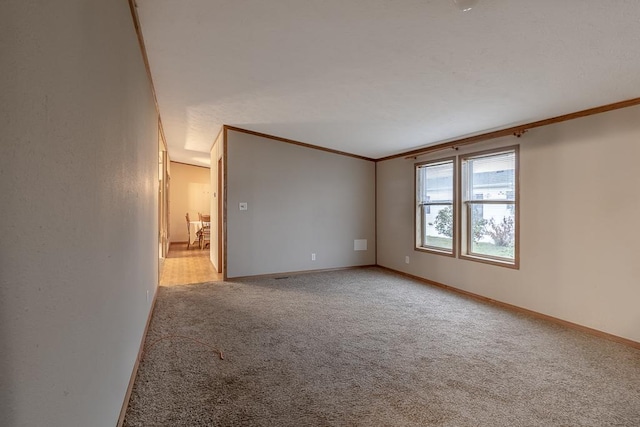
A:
136;0;640;166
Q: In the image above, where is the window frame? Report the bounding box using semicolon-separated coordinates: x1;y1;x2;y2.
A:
458;145;520;269
414;156;457;257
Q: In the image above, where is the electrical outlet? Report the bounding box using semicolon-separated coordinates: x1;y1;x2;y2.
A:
405;256;410;264
311;253;316;261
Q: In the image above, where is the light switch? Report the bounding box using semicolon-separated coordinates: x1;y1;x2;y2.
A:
239;202;248;211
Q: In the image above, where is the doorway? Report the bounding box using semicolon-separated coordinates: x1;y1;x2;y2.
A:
217;157;223;273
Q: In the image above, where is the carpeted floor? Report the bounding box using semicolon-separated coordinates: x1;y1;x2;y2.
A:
124;267;640;426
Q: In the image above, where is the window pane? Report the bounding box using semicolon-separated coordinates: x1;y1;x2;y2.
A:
469;203;515;260
467;152;515;202
416;159;454;254
423;204;453;250
418;161;453;204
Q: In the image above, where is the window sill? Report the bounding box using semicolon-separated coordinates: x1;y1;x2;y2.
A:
415;246;455;258
459;254;519;270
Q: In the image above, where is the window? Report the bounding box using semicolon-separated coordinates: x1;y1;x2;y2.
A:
460;146;518;267
415;158;455;255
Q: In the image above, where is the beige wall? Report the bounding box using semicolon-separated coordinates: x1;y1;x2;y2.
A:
169;162;211;243
0;1;159;425
377;104;640;343
226;130;376;278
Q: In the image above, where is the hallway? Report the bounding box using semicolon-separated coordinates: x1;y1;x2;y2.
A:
159;244;222;286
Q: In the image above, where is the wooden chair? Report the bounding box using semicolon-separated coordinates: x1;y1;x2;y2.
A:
199;214;211;249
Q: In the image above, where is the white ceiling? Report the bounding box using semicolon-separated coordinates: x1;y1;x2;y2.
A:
136;0;640;166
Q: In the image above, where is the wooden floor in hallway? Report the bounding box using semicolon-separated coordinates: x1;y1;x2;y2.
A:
160;243;222;286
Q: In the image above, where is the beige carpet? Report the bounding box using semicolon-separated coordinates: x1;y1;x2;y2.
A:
124;267;640;426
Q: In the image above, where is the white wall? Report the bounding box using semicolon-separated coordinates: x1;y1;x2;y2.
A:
168;162;210;243
377;105;640;343
0;1;159;426
226;130;376;278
